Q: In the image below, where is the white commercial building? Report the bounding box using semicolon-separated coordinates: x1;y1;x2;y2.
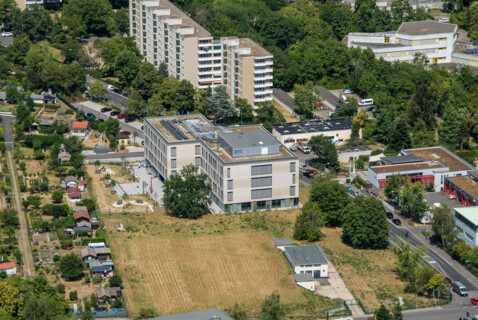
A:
271;118;356;148
344;21;457;64
144;114;299;213
368;146;474;191
129;0;273;107
455;207;478;247
284;245;328;278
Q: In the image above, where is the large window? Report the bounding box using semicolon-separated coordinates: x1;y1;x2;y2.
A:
290;186;296;196
171;147;176;157
252;188;272;199
251;176;272;187
227;180;233;190
251;164;272;175
290;162;296;172
171;159;177;168
227;192;233;201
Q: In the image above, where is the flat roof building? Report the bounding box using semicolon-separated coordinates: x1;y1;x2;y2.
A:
445;171;478;208
144;114;299;213
284;245;328;278
344;21;458;64
271;118;356;148
368;146;475;191
455;207;478;247
129;0;273;107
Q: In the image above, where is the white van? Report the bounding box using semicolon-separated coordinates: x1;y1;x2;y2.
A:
359;99;374;106
439;18;449;23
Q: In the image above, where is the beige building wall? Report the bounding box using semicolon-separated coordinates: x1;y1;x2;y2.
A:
167;143;200;176
184;37;199;85
240;57;255;108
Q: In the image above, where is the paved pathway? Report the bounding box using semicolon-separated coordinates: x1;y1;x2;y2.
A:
2;116;34;276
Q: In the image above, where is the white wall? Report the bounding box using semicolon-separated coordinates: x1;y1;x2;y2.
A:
296;281;315;291
293;264;328;278
456;218;478;247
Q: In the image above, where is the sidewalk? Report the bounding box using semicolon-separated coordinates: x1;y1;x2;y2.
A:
315;263;365;317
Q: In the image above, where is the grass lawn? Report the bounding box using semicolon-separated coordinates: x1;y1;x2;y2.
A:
100;209;340;318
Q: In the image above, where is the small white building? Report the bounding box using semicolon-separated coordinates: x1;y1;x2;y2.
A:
0;261;17;276
293;274;315;291
344;21;457;64
455;207;478;247
284;245;328;278
273;238;293;251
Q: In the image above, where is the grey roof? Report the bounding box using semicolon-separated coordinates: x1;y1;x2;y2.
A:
272;118;354;136
293;274;314;282
284;245;328;266
73;226;91;232
95;247;111;255
77;221;91;228
0;92;6;100
147;309;233;320
31;94;43;100
218;130;278;149
397;21;457;36
381;154;423;164
81;247;97;259
273;238;293;247
338;146;372;153
58;151;71;158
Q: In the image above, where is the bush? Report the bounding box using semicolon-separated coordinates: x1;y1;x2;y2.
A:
52;190;63;203
371;149;383;156
69;290;78;301
20;184;27;192
56;283;66;294
109;274;123;288
85;275;91;284
45;104;61;111
92;275;103;284
53;254;60;262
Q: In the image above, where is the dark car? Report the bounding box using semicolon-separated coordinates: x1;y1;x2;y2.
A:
141;125;144;130
110;111;120;117
141;140;144;146
366;106;374;112
112;88;122;94
125;116;136;123
98;119;105;122
86;113;96;119
80;34;90;40
117;113;127;119
386;212;393;219
371;191;381;198
122;92;131;97
101;107;112;112
120;130;131;136
303;171;313;179
392;218;401;225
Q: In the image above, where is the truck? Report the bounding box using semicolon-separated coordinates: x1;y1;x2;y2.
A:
452;281;468;296
297;141;310;154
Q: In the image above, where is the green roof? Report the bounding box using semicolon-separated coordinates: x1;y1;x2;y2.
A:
455;207;478;226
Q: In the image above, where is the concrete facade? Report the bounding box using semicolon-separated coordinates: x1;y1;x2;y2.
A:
455;207;478;247
129;0;273;107
345;21;457;64
144;114;299;213
284;245;329;278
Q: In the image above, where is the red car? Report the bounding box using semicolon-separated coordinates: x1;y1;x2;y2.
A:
471;297;478;305
117;113;127;119
445;277;452;285
120;130;131;136
307;169;318;175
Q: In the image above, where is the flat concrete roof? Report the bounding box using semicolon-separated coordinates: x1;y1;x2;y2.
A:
294;274;314;282
454;207;478;226
273;238;293;247
284;245;328;266
219;130;278;149
370;161;447;174
381;154;423;164
147;309;232;320
272;118;354;136
404;147;474;172
397;21;457;36
238;38;272;58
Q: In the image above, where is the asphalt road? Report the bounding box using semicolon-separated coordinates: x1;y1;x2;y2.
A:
85;75;128;111
355;305;477;320
83;151;144;160
2;115;14;151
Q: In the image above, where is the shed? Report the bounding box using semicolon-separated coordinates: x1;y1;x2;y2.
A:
116;134;129;147
81;247;97;260
73;210;90;222
58;151;71;163
0;261;17;276
71;121;89;137
293;274;315;291
65;176;79;189
94;146;108;154
76;221;91;228
96;288;118;299
0;92;6;102
44;94;56;104
31;94;44;104
273;238;293;251
284;245;329;278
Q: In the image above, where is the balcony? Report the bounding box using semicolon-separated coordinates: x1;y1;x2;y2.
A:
254;60;273;67
254;81;273;89
254;67;273;74
254;89;273;95
255;74;273;81
254;96;273;104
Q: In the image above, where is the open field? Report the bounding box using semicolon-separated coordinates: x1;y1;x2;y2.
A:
318;228;431;312
100;210;341;318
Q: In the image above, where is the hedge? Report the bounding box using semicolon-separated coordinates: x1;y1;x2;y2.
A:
24;135;58;149
45;104;61;111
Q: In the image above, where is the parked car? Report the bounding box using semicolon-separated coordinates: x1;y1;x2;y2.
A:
122;92;131;97
110;111;120;117
307;168;318;175
125;116;136;123
80;34;90;40
120;130;131;136
106;85;115;90
1;31;13;37
343;88;353;94
289;145;297;151
453;281;468;296
98;119;105;122
141;125;144;130
359;98;374;106
135;199;144;204
299;163;307;170
445;277;453;285
112;88;122;94
117;200;123;205
117;113;127;119
366;106;374;112
86;113;96;119
303;171;313;179
101;107;112;112
141;140;144;146
392;218;401;225
371;191;381;198
386;212;394;219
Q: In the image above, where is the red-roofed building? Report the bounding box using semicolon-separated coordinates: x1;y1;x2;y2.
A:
0;261;17;276
67;188;82;202
71;121;89;138
73;210;90;222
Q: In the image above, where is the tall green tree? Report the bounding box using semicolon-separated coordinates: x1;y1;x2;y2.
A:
342;196;390;249
431;204;457;248
126;90;145;118
309;177;350;226
390;302;403;320
307;135;339;172
259;293;284;320
375;304;391;320
293;201;324;242
439;106;471;150
209;85;236;123
132;62;161;100
293;82;321;118
59;253;84;280
114;49;141;84
399;182;428;222
89;79;107;102
63;0;114;36
162;164;211;219
10;5;53;42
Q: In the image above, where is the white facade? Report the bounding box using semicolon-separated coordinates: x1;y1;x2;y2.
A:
0;266;16;276
284;245;329;279
345;21;457;64
455;207;478;248
144;115;299;213
294;275;315;291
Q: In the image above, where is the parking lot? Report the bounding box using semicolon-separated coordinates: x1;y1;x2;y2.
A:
425;192;466;210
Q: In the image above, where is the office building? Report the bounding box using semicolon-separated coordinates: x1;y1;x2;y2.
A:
271;118;356;148
368;146;475;191
144;114;299;213
129;0;273;107
455;207;478;247
344;21;457;64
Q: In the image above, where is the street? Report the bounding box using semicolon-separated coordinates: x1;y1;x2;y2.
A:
83;151;144;161
355;305;478;320
85;75;129;111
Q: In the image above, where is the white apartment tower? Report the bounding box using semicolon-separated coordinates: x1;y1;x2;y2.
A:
129;0;273;106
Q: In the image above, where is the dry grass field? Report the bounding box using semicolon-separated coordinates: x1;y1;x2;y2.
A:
272;100;297;123
100;210;340;318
